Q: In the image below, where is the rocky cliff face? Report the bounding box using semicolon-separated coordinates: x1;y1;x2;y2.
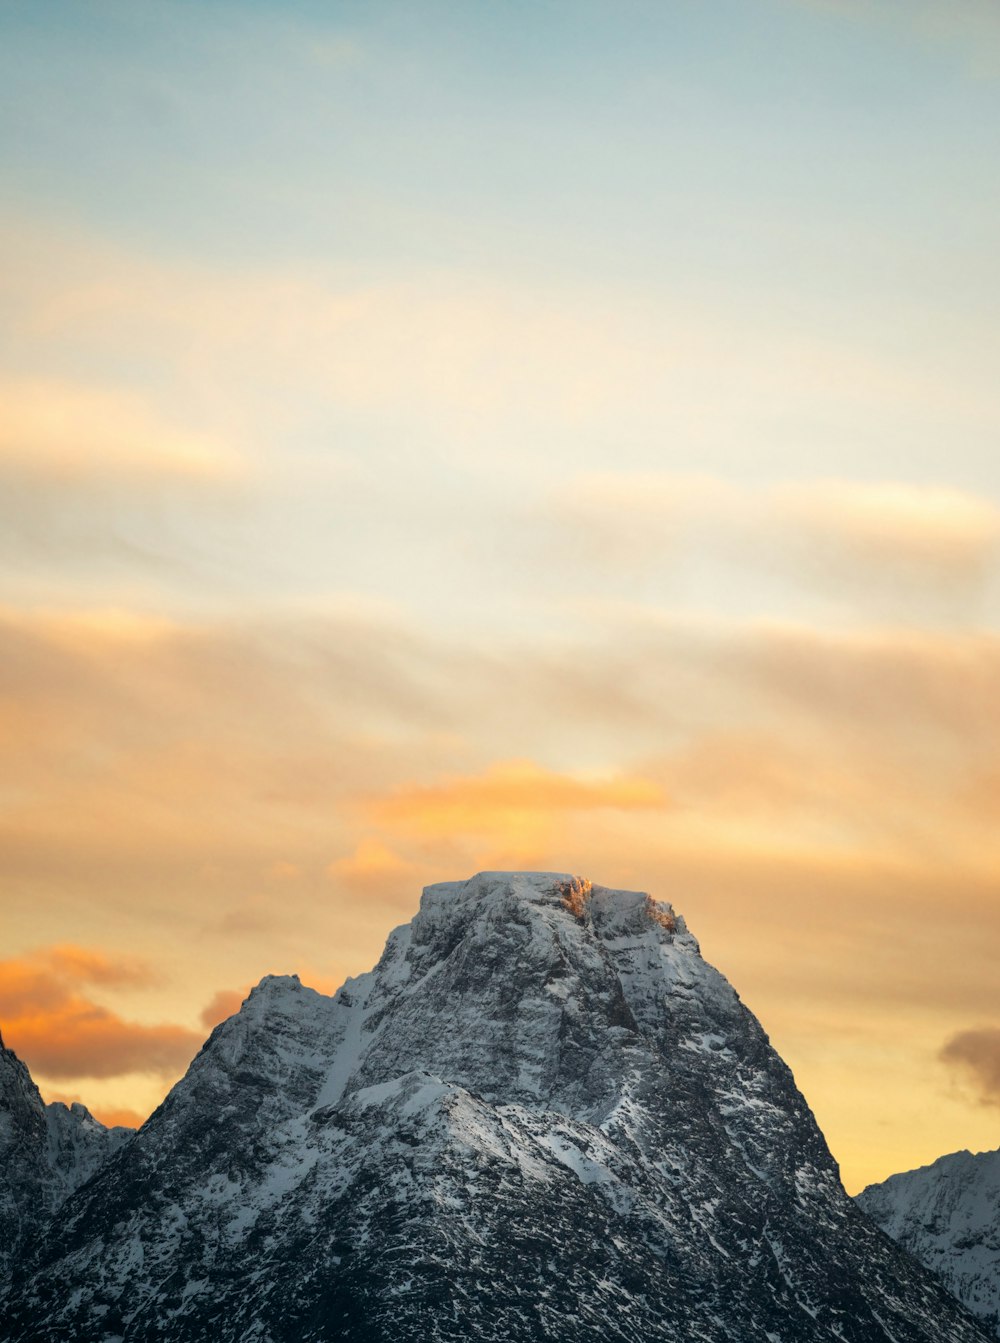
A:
1;872;993;1342
858;1148;1000;1337
0;1031;130;1273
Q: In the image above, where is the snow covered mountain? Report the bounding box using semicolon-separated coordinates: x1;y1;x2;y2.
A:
1;872;992;1342
0;1030;131;1274
858;1148;1000;1336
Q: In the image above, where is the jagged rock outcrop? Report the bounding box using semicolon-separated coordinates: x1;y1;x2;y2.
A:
859;1148;1000;1336
1;872;993;1341
0;1031;131;1273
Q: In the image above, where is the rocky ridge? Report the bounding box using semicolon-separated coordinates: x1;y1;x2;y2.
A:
0;1030;131;1273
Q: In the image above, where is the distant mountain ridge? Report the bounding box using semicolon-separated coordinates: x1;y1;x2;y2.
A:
0;871;993;1342
858;1147;1000;1337
0;1029;131;1274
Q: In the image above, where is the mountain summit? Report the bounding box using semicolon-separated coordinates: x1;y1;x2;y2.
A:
1;872;991;1341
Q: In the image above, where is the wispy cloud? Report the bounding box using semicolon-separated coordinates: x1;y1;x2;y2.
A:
0;945;200;1081
0;378;240;484
199;987;251;1031
370;759;667;838
327;839;418;897
548;474;1000;617
940;1027;1000;1105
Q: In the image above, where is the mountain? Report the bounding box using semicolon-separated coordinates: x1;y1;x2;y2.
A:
858;1148;1000;1336
0;1030;131;1274
1;871;993;1342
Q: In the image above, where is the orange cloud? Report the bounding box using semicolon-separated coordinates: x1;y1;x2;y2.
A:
90;1105;146;1129
199;987;251;1031
40;944;155;988
371;759;667;838
328;838;417;892
0;946;201;1082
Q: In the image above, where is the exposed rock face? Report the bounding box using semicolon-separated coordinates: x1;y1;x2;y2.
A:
1;872;993;1341
0;1031;131;1273
858;1148;1000;1336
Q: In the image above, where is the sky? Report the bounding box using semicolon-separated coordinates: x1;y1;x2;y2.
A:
2;0;1000;1194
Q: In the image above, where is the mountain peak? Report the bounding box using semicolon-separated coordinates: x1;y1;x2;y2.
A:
2;872;994;1342
247;972;304;999
415;868;691;948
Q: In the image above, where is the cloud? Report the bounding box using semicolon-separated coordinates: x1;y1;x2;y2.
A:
90;1106;146;1130
772;480;1000;583
199;988;250;1031
9;219;998;485
328;839;418;893
0;378;244;589
0;946;201;1082
371;759;667;839
13;944;154;991
3;602;1000;895
940;1028;1000;1105
0;224;681;444
0;379;239;484
549;474;1000;600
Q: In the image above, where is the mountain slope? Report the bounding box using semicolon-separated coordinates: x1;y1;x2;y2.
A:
1;872;993;1342
858;1148;1000;1336
0;1031;131;1273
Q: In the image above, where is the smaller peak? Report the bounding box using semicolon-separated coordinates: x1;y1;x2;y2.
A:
241;975;335;1016
240;975;307;1013
45;1098;103;1133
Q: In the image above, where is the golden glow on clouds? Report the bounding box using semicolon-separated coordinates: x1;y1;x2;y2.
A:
328;839;417;892
774;481;1000;571
2;596;999;1185
557;474;1000;589
7;223;1000;494
0;379;239;482
199;988;252;1031
0;945;201;1082
371;760;666;838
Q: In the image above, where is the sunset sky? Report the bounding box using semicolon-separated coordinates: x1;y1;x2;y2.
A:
3;0;1000;1194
